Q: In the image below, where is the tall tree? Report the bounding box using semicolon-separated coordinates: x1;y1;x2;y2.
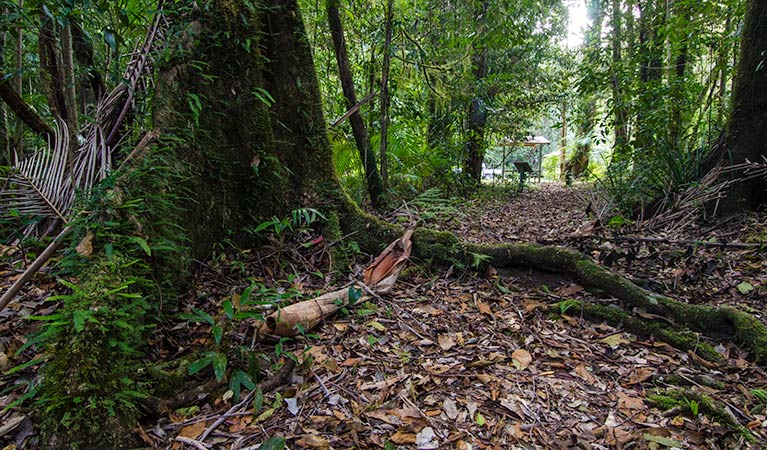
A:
326;0;384;207
463;0;489;182
567;0;604;180
721;0;767;210
379;0;394;192
609;0;630;164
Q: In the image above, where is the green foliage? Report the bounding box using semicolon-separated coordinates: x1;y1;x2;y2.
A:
250;208;326;237
405;188;462;225
25;148;188;447
469;251;491;269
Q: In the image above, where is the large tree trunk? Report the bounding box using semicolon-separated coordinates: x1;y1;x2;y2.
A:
326;1;384;208
42;0;767;447
720;0;767;211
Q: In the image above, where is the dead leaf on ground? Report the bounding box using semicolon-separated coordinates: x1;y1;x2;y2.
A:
476;299;493;316
511;348;532;370
75;231;94;257
438;334;456;351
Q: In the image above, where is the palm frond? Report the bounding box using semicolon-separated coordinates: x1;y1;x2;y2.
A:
0;2;165;236
0;120;74;222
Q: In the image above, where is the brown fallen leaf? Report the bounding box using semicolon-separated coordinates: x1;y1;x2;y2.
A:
625;367;654;385
574;364;597;384
476;299;493;316
438;334;456;351
172;421;206;449
390;430;417;444
511;348;532;370
296;432;330;449
617;393;645;416
76;231;94;257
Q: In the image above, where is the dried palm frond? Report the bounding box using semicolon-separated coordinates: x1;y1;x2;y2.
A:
0;1;166;238
0;120;74;223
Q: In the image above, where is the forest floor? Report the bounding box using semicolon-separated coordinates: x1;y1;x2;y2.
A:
1;182;766;449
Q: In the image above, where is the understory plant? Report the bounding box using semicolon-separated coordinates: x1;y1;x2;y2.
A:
21;149;188;449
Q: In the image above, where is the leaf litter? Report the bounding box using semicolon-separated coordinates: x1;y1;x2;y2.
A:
1;182;766;449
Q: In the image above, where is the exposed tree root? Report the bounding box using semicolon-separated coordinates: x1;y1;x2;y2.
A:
648;389;753;441
550;300;722;362
337;203;767;364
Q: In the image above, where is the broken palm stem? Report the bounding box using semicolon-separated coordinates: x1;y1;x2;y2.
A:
258;228;413;337
329;91;376;128
0;225;71;312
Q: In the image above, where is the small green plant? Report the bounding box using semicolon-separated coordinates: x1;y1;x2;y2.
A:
557;299;580;315
250;207;326;237
607;214;634;229
687;398;699;416
469;252;491;269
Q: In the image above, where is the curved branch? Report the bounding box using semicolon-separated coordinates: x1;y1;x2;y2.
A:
0;76;54;141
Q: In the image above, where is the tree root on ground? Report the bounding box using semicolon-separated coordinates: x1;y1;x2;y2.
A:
549;300;723;362
647;389;753;441
337;204;767;364
142;358;296;418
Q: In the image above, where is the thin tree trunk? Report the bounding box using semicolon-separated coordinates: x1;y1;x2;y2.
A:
61;21;79;160
326;1;383;208
15;0;22;96
379;0;394;193
0;15;7;164
38;16;68;121
13;0;24;157
559;100;567;181
610;0;629;164
566;0;604;180
463;0;489;183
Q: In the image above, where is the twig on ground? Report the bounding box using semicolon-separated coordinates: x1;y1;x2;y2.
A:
198;358;296;442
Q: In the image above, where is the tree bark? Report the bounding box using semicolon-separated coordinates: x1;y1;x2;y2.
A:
326;1;384;208
60;22;79;161
0;16;7;164
38;15;68;122
379;0;394;192
609;0;629;164
463;0;489;182
559;99;567;181
71;19;106;101
720;0;767;211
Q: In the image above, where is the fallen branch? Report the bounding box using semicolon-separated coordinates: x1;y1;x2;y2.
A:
257;228;413;337
0;75;55;141
568;234;765;249
198;358;296;443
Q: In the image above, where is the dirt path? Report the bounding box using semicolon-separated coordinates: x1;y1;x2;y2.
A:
441;182;595;244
